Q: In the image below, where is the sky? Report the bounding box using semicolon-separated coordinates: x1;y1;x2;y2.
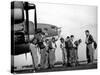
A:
14;2;97;67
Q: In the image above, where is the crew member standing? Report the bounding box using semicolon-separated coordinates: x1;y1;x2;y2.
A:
49;37;57;68
60;37;67;66
85;30;94;64
67;35;74;66
34;29;46;69
65;36;70;66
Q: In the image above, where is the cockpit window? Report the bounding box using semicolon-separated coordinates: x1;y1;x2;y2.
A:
51;26;56;29
44;28;48;31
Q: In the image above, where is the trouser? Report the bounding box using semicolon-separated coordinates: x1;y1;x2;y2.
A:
66;49;72;66
69;48;77;66
67;49;70;64
86;44;94;63
49;49;55;67
30;47;38;69
40;48;47;68
45;51;49;68
74;49;79;65
72;49;78;66
62;48;67;64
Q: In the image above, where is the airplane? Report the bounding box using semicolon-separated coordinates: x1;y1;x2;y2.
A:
11;1;61;72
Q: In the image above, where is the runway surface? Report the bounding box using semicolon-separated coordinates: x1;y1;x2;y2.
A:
13;63;97;74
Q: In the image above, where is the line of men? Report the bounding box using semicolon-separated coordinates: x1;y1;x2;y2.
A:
60;35;82;67
29;29;97;70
